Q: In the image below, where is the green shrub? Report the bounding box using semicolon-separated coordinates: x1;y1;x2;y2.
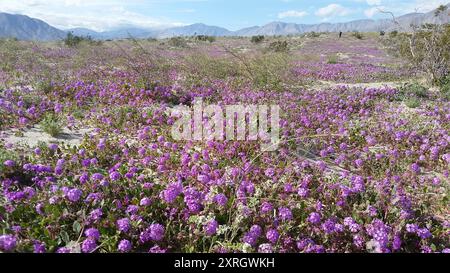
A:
249;53;291;91
182;53;238;86
168;37;189;48
405;97;421;108
195;35;216;43
352;32;364;40
308;32;321;38
408;83;429;98
439;75;450;100
389;24;450;84
268;41;289;53
64;32;93;47
251;35;265;44
394;82;429;102
40;114;64;137
389;31;398;38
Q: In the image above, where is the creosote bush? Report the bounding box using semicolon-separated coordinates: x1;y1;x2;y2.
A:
267;40;289;53
251;35;265;44
352;32;364;40
64;32;100;47
394;82;429;102
386;21;450;85
168;37;189;48
195;35;216;43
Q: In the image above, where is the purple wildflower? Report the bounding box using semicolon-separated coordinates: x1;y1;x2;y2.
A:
66;188;82;202
118;240;132;253
0;235;17;251
204;219;219;236
81;238;97;253
117;218;131;233
266;229;280;244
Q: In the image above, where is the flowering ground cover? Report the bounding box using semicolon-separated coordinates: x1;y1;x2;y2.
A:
0;34;449;253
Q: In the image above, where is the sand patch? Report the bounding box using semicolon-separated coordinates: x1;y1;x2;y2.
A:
1;125;93;148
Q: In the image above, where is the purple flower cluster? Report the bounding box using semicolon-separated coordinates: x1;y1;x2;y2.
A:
140;224;165;243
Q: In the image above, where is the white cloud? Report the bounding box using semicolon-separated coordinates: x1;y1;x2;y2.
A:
315;4;351;18
364;6;385;17
278;10;308;19
0;0;185;31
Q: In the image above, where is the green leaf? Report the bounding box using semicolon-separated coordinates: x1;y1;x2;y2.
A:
431;244;437;252
73;221;82;234
60;231;70;244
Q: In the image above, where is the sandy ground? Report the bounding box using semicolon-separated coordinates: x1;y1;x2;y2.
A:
308;80;408;90
1;125;93;148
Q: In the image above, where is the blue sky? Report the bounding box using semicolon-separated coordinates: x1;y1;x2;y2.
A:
0;0;448;31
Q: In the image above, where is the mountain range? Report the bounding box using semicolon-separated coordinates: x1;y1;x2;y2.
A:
0;4;449;41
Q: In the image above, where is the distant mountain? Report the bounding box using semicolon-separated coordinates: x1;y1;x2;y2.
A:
391;5;450;31
0;12;65;40
157;23;231;38
72;23;233;39
68;28;100;38
0;3;449;41
69;27;158;40
235;4;450;36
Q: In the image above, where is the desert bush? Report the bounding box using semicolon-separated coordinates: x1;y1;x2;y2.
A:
195;35;216;43
64;32;92;47
394;82;429;102
168;37;189;48
439;75;450;100
250;35;265;44
40;114;64;137
308;31;321;38
222;47;292;90
248;52;292;90
389;19;450;84
267;40;289;53
404;82;428;98
389;30;398;38
405;97;421;108
327;54;339;64
352;32;364;40
182;53;238;86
